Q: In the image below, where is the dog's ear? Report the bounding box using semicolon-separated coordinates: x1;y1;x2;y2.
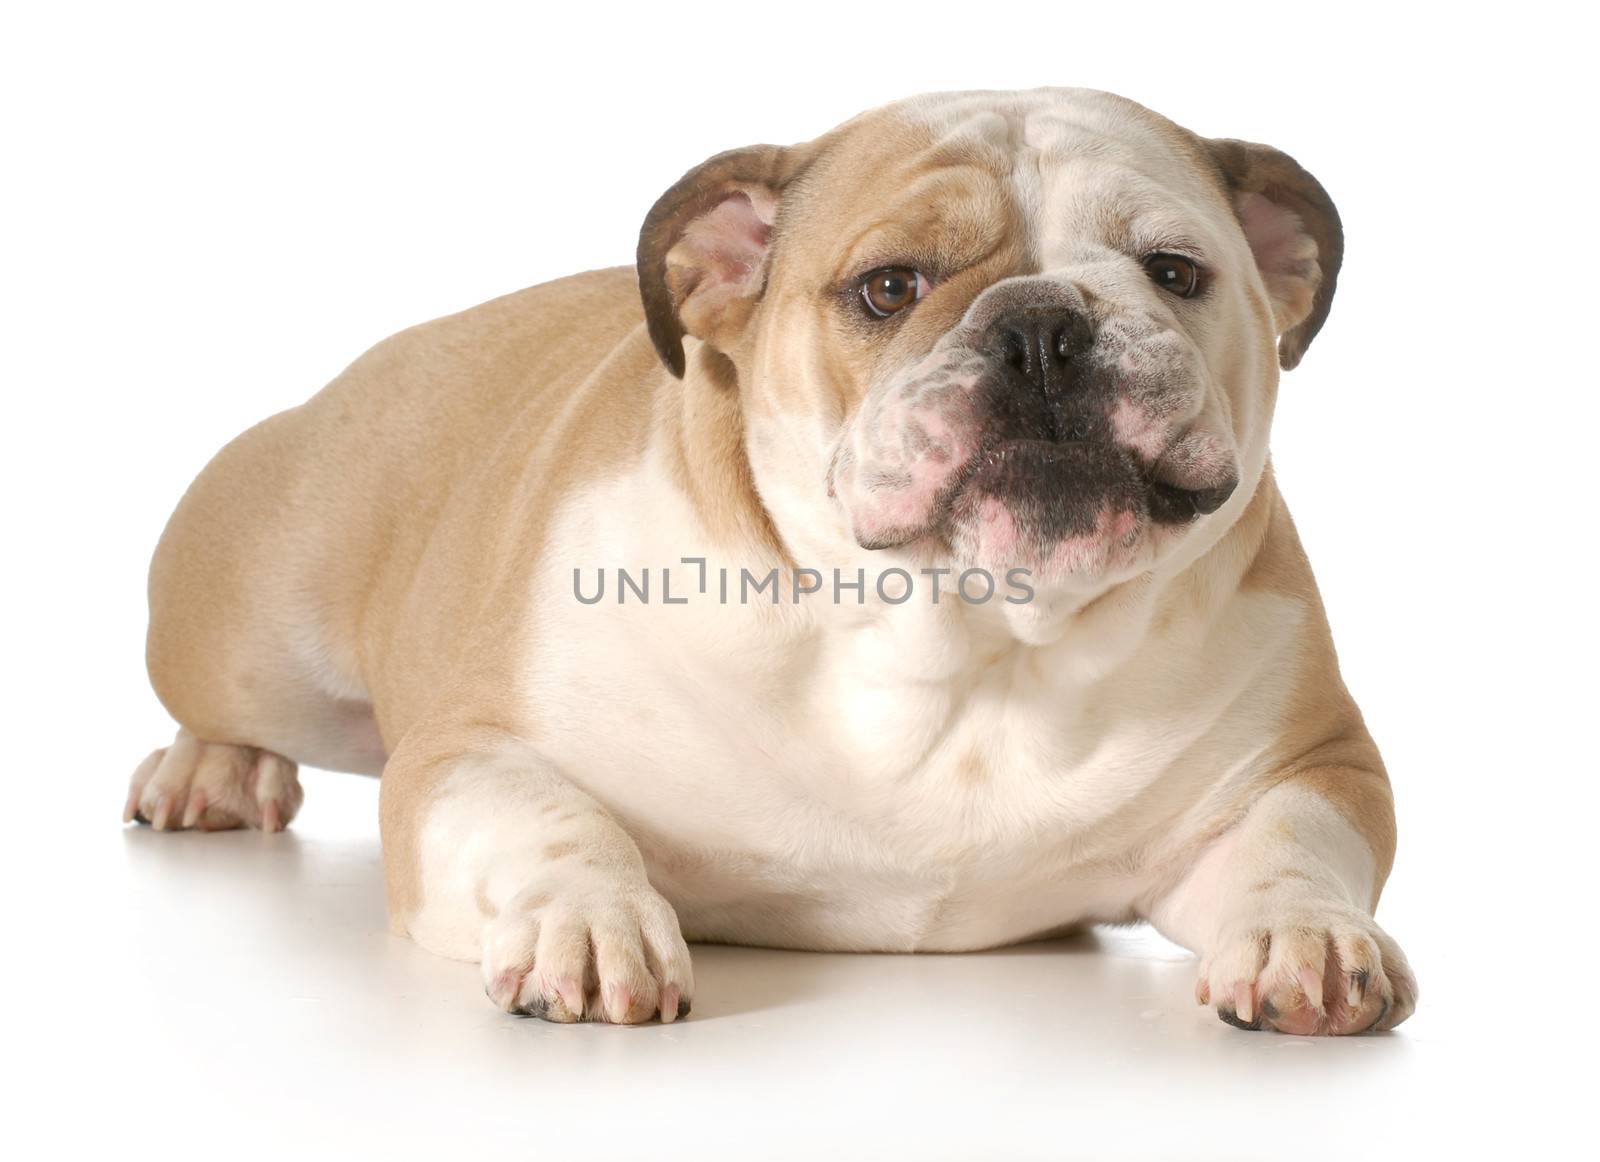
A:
637;144;810;378
1206;139;1343;371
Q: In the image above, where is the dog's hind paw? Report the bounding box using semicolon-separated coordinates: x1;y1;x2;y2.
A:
124;729;302;832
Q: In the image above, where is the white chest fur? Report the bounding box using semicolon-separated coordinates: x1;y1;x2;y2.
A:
523;461;1303;951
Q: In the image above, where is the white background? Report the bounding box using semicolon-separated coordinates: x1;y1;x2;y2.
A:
3;3;1594;1159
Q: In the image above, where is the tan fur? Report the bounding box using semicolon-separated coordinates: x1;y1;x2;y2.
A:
1238;479;1397;894
149;268;668;918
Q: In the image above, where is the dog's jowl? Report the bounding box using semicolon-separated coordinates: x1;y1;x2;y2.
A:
128;88;1415;1034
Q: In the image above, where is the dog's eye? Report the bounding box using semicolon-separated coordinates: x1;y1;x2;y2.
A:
1143;253;1200;298
860;267;927;318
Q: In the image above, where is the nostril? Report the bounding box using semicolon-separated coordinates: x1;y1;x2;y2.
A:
985;308;1088;386
1000;329;1028;371
1051;327;1073;363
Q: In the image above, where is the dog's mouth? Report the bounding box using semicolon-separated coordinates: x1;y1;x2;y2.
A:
1145;465;1240;525
953;437;1236;522
939;437;1238;572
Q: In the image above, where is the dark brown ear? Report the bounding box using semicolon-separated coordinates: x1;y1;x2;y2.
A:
637;144;808;378
1206;139;1343;371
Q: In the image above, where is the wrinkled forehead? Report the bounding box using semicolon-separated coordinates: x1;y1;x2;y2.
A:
785;88;1234;273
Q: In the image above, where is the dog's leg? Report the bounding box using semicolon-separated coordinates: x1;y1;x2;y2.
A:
124;728;303;832
1147;772;1417;1035
380;723;692;1025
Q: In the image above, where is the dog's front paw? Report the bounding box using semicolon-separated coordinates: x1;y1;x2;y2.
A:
1196;901;1416;1035
480;880;693;1025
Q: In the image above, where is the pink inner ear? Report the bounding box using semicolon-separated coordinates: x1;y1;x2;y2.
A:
1236;191;1319;329
677;186;778;299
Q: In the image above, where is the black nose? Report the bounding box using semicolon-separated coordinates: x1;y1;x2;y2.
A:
983;307;1092;398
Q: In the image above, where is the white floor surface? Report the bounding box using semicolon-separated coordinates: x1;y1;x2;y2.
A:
8;768;1576;1161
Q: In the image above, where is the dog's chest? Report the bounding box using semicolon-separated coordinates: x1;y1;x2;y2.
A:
526;590;1212;951
524;475;1296;951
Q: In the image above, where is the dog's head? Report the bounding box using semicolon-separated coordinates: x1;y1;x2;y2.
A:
637;89;1340;596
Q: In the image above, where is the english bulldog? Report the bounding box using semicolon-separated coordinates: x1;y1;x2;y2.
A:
129;87;1416;1034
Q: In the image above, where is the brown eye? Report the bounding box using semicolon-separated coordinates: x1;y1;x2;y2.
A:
860;267;926;317
1143;252;1200;298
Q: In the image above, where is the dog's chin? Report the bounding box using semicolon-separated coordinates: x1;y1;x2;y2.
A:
941;440;1147;579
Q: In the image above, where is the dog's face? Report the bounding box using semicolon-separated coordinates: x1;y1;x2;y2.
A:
639;89;1341;594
